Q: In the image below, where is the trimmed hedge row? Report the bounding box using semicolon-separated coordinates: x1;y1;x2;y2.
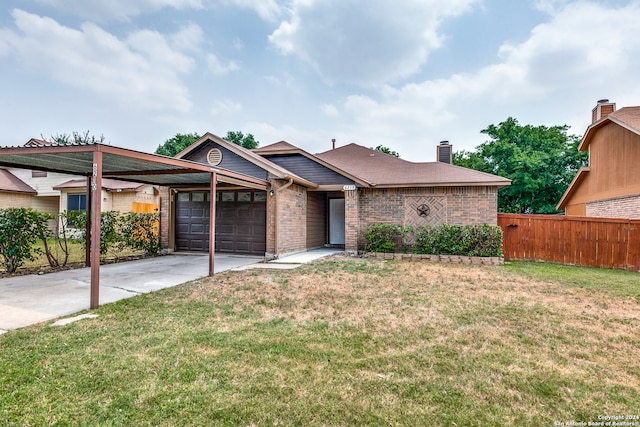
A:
365;223;503;257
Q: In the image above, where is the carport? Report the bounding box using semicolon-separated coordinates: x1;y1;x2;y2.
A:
0;142;268;309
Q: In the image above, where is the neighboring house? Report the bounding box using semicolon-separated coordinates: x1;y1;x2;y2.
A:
0;167;80;218
557;100;640;218
0;168;38;209
0;139;160;230
53;178;159;216
165;133;510;257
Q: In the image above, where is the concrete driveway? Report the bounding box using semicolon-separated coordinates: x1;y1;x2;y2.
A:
0;254;261;333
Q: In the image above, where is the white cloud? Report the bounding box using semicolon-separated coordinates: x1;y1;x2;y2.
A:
170;23;206;53
321;104;339;117
330;1;640;159
207;53;239;75
34;0;203;21
210;99;243;115
1;9;195;112
269;0;480;86
223;0;282;21
247;121;332;152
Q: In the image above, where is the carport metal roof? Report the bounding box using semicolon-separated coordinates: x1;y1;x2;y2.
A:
0;142;270;309
0;142;269;188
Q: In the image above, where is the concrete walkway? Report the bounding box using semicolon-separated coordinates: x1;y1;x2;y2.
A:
0;248;342;333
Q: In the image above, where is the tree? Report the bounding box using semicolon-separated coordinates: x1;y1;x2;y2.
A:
374;145;400;157
225;131;259;149
42;130;105;145
155;133;200;157
453;117;588;214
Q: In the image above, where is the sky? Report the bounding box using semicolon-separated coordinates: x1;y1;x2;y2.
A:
1;0;639;162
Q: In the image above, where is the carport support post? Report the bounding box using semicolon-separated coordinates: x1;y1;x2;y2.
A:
209;171;217;276
90;150;102;309
85;177;91;267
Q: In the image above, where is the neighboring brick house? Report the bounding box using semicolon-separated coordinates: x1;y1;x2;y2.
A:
0;169;38;209
168;133;510;257
557;100;640;218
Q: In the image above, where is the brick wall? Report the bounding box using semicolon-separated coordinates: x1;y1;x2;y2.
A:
586;193;640;219
275;182;307;255
0;192;32;209
158;187;171;250
356;186;498;250
344;189;359;253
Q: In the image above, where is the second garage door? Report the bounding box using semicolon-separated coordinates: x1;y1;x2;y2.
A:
175;190;266;255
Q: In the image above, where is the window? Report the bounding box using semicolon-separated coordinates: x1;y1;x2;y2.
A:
32;170;47;178
68;194;87;212
67;194;87;227
237;191;252;202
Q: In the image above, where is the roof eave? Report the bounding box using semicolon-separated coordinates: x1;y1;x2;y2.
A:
368;180;511;189
556;166;590;210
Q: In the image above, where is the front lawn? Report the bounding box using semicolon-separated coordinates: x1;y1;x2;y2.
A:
1;259;638;426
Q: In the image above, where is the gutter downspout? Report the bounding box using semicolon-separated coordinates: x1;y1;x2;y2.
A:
273;176;295;257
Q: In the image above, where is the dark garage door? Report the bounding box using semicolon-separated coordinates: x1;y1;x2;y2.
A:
175;190;266;255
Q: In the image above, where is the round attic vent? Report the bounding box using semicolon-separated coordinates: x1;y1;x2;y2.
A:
207;148;223;166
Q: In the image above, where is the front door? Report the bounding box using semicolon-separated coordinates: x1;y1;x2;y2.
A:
328;198;345;245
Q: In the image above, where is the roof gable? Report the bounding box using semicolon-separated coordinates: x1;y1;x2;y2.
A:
176;133;317;188
0;169;37;194
256;141;370;187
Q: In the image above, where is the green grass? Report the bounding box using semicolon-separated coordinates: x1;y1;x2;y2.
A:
504;261;640;300
1;259;638;426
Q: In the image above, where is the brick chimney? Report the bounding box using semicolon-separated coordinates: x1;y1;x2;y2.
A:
592;99;616;123
437;141;452;164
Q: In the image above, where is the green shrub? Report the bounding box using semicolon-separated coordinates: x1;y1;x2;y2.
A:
364;223;407;253
64;210;122;255
0;208;53;273
415;224;502;257
120;212;161;256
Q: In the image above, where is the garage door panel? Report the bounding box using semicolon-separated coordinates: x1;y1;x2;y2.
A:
176;190;266;255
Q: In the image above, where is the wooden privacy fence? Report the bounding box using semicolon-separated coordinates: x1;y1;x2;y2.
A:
497;214;640;271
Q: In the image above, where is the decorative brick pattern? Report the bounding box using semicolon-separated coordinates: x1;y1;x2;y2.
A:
586;193;640;219
404;196;446;227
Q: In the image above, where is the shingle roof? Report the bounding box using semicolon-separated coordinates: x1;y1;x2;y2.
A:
53;178;144;191
315;143;511;187
254;141;299;153
0;169;37;194
609;107;640;134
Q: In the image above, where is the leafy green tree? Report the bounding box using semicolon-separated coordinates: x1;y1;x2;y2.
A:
42;130;105;145
374;145;400;157
225;131;259;149
453;117;588;214
155;133;200;157
0;208;52;273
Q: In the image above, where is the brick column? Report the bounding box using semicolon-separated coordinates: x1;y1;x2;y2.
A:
158;186;171;251
344;188;359;254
